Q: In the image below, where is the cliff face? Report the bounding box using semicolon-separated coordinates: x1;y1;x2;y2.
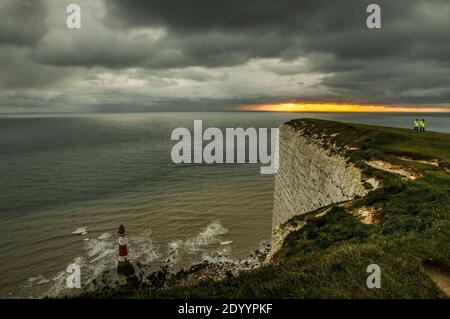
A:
272;123;368;232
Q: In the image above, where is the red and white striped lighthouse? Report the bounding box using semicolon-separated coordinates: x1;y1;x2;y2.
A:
118;224;129;263
117;224;135;276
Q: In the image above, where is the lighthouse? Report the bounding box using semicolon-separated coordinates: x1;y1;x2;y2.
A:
117;224;135;277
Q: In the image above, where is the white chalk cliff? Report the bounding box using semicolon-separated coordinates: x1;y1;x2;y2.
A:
272;122;370;233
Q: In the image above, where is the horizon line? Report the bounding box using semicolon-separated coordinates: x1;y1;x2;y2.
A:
234;102;450;113
1;110;450;116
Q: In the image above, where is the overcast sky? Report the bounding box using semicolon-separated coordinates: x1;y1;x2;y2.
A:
0;0;449;113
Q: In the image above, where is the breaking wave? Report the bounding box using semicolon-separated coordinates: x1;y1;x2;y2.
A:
166;222;228;267
72;227;88;235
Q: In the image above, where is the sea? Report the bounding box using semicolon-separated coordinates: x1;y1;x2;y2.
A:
0;112;448;298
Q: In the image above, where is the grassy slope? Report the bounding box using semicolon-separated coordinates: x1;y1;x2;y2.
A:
94;119;450;298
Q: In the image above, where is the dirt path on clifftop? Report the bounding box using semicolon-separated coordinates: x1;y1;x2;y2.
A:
423;263;450;297
366;160;420;180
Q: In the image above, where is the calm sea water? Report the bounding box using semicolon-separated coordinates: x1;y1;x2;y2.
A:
0;112;448;298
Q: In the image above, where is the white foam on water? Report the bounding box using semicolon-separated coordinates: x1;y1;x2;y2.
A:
201;247;233;264
202;241;270;267
181;222;228;252
72;227;87;235
27;276;40;283
45;276;68;297
43;257;84;298
97;232;112;240
167;222;228;266
37;277;50;285
187;223;228;250
84;237;116;277
27;275;46;284
128;229;160;264
52;271;65;281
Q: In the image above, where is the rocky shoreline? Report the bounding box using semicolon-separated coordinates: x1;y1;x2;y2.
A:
77;242;271;297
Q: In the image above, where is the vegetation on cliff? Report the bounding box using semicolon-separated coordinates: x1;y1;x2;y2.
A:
85;119;450;298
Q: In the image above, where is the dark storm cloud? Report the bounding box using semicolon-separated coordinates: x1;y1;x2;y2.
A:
104;0;450;64
31;37;153;69
105;0;365;33
0;47;69;89
96;0;366;69
31;26;296;70
33;0;377;69
321;58;450;105
158;31;296;68
0;0;48;46
29;1;450;75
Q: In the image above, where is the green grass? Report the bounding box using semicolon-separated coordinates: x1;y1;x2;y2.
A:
83;119;450;299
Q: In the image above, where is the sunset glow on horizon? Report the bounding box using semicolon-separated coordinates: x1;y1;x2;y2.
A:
235;103;450;113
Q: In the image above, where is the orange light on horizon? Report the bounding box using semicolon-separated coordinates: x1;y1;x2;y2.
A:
235;103;449;113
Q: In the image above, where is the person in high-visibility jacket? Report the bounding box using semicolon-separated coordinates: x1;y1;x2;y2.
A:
414;119;420;131
419;119;426;132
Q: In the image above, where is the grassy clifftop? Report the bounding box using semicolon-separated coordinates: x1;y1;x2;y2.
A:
87;119;450;298
287;118;450;167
